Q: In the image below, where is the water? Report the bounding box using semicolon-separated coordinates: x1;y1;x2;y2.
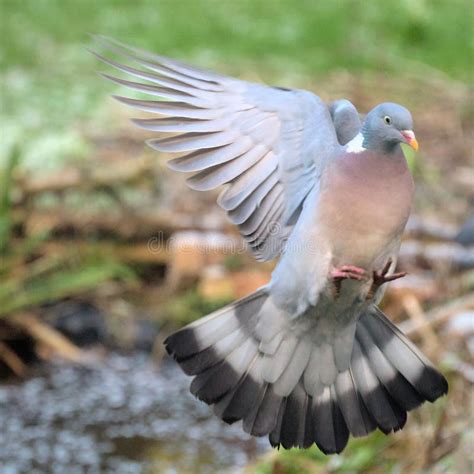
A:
0;354;268;473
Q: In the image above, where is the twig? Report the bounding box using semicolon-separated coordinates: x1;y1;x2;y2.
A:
0;341;27;376
15;206;228;239
40;241;170;265
10;313;84;363
401;294;441;353
401;294;474;336
17;156;155;197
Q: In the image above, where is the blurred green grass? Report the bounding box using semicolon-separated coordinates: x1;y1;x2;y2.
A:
1;0;472;170
2;0;472;78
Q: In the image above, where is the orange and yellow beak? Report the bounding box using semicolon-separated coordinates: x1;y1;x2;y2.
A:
401;130;419;151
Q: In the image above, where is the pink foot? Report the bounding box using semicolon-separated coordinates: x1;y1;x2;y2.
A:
330;265;368;297
366;259;407;300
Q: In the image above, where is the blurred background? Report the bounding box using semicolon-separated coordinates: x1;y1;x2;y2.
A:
1;1;473;473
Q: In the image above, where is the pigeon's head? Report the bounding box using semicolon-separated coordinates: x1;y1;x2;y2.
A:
362;103;418;153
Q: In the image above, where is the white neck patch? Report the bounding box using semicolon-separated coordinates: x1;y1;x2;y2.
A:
345;132;366;153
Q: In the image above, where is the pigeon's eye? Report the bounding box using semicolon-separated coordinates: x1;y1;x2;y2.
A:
384;116;392;125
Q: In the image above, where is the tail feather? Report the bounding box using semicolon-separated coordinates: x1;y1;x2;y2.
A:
217;355;265;423
335;369;377;437
165;289;448;454
302;391;314;449
261;335;298;384
189;360;232;403
272;337;312;396
164;288;267;360
360;308;448;402
279;382;307;449
304;347;323;396
212;356;254;420
329;385;351;453
355;322;424;411
248;385;282;436
312;385;350;454
240;376;268;431
189;337;258;403
319;342;338;385
165;309;239;360
179;328;246;375
269;397;287;447
351;338;407;434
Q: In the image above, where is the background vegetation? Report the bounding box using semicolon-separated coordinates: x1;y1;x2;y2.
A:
0;1;472;473
1;0;472;171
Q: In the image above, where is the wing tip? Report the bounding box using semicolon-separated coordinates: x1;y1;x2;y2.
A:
145;138;163;152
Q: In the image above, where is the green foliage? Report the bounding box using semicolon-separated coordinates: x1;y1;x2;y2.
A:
0;146;135;318
0;145;21;255
1;0;471;171
2;264;126;316
254;432;397;474
0;234;135;318
223;254;247;272
2;0;471;80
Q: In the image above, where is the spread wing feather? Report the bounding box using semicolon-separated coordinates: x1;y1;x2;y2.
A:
93;36;340;260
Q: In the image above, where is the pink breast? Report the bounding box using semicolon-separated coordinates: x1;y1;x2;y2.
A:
318;149;414;265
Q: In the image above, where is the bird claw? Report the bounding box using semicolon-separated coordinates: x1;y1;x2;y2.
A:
330;265;368;298
366;259;407;300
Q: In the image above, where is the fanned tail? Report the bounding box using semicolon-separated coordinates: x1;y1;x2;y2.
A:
165;293;448;454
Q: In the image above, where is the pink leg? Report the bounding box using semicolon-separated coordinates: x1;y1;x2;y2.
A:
366;259;407;300
330;265;368;297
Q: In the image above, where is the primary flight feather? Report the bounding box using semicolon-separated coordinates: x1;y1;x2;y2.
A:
93;36;447;453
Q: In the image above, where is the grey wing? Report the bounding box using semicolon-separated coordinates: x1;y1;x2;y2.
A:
329;99;362;145
92;36;340;261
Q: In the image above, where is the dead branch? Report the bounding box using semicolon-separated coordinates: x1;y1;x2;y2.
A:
40;241;170;265
0;341;27;376
401;294;442;356
10;313;84;363
16;206;229;239
16;156;155;197
402;293;474;336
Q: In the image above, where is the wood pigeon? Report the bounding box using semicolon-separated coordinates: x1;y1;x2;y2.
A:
93;37;448;454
